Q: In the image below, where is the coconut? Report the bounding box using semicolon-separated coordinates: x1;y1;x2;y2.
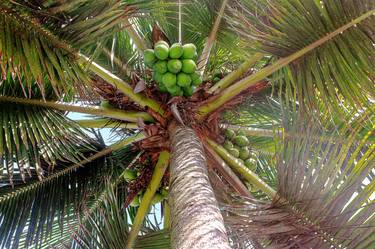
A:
183;86;195;97
245;158;257;171
223;140;234;150
182;43;197;59
123;169;137;182
100;100;112;109
191;72;202;86
181;59;197;74
158;82;168;93
130;195;140;207
162;72;177;88
225;129;235;139
213;76;221;83
239;147;250;160
237;130;246;136
234;135;249;147
153;71;164;83
177;72;192;87
154;60;168;74
155;40;169;47
152;192;164;204
144;49;156;65
154;44;169;60
167;59;182;74
169;43;184;58
228;148;240;158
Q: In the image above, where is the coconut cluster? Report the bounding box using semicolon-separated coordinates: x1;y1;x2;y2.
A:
144;41;202;96
223;129;257;172
123;169;168;207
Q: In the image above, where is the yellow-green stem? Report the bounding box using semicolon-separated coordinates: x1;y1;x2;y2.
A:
0;96;153;122
75;118;138;129
126;151;170;249
163;200;171;229
206;139;276;198
198;9;375;117
208;53;263;94
79;55;166;117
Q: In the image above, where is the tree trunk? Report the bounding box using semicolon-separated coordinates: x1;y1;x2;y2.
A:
168;124;231;249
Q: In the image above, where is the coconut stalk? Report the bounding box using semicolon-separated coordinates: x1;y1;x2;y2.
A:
206;138;276;198
198;9;375;117
197;0;229;75
204;143;252;198
168;124;230;249
79;55;167;117
208;53;263;94
0;96;153;123
163;200;171;229
75;118;138;129
126;151;170;249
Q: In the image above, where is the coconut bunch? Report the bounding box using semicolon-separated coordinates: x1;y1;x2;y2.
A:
144;41;203;97
223;129;257;172
123;168;169;207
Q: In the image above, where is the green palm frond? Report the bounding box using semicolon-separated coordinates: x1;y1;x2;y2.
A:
0;102;91;184
0;0;153;97
0;142;140;249
230;0;375;114
223;114;375;248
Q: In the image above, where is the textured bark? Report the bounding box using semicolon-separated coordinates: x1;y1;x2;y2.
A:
169;125;231;249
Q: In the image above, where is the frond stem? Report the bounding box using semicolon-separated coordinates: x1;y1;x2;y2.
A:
0;96;154;122
126;151;170;249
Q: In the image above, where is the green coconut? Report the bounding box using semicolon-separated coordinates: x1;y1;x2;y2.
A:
155;40;169;47
245;158;257;171
100;100;112;109
213;76;221;83
181;59;197;74
154;44;169;60
144;49;156;65
239;147;250;160
225;129;236;139
161;188;168;197
169;43;184;58
153;71;164;83
152;192;164;204
158;82;168;93
234;135;249;147
154;60;168;74
167;59;182;74
162;72;177;88
228;148;240;158
170;88;184;97
183;86;195;97
223;140;234;150
237;130;246;137
182;43;197;59
191;72;202;86
177;72;192;87
130;195;140;207
123;169;137;182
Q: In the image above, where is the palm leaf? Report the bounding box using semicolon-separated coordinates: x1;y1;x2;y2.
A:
230;0;375;114
223;115;375;248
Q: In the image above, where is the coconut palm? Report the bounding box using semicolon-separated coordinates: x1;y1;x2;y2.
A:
0;0;374;248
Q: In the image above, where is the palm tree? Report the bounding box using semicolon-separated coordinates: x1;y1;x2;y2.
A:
0;0;374;248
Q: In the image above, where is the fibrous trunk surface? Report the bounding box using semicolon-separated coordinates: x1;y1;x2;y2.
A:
169;124;230;249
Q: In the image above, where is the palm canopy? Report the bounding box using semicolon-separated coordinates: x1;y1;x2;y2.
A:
0;0;374;248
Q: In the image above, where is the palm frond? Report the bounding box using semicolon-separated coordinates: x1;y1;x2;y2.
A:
0;102;92;184
230;0;375;114
0;0;150;97
223;115;375;248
